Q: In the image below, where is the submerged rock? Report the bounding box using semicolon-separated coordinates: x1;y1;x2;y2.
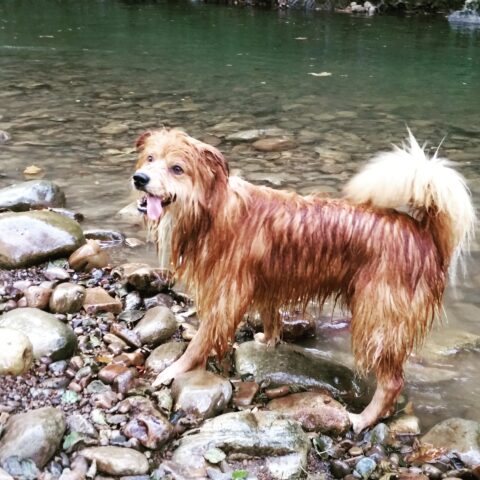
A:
0;407;66;468
0;307;77;360
421;418;480;468
165;410;310;479
79;446;149;475
0;327;33;375
226;128;287;142
267;391;351;435
171;370;232;422
0;211;85;268
252;137;296;152
0;180;65;212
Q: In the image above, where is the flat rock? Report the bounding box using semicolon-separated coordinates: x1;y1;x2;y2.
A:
0;180;65;212
0;327;33;375
166;410;310;479
98;123;129;135
226;128;287;142
0;211;85;268
171;370;232;421
116;202;143;226
252;137;296;152
49;282;86;314
0;407;66;468
25;285;52;309
235;341;365;400
83;287;122;314
79;447;149;475
421;418;480;468
267;391;351;435
389;415;421;436
0;307;77;360
133;306;177;346
145;341;187;374
417;329;480;362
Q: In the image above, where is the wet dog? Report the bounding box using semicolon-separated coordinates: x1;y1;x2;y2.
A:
132;128;475;432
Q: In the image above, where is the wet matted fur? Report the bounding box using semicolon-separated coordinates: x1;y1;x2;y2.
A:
132;128;475;432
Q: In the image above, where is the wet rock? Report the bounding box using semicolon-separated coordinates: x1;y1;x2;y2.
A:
124;292;143;311
119;396;173;449
24;285;52;309
252;137;296;152
419;329;480;362
280;312;316;341
83;287;122;314
116;202;143;226
232;381;259;408
84;229;124;247
421;418;480;468
145;341;187;374
133;306;177;346
226;128;286;142
166;410;310;479
171;370;232;421
0;407;66;468
124;265;173;294
0;307;77;360
331;460;352;478
389;415;421;436
0;327;33;375
49;283;86;314
79;447;149;475
235;341;365;399
98;122;129;135
0;457;38;480
67;414;98;438
365;423;390;445
144;293;175;310
98;364;130;384
0;130;10;145
0;180;65;212
267;391;351;435
110;324;142;348
0;467;13;480
44;266;70;281
68;239;110;272
0;211;84;268
355;458;377;479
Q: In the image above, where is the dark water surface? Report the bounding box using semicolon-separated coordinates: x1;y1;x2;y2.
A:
1;0;479;428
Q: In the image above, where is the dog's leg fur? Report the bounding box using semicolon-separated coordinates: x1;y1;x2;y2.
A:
255;306;282;346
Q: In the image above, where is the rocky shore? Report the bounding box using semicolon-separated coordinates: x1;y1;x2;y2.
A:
1;180;480;480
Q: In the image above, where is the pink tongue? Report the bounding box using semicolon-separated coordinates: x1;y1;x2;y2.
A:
146;195;163;221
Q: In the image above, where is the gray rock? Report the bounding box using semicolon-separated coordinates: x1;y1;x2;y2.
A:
267;391;351;435
133;306;177;346
145;342;187;374
25;285;52;310
388;415;421;436
226;128;287;142
355;458;377;479
421;418;480;468
0;307;77;360
166;411;310;479
171;370;232;421
0;180;65;212
0;407;66;468
0;211;84;268
79;447;149;476
252;137;296;152
0;327;33;375
49;283;86;314
0;130;10;145
0;467;13;480
66;414;98;438
235;341;365;399
419;328;480;362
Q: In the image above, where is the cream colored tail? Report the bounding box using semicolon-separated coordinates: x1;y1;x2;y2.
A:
345;130;476;280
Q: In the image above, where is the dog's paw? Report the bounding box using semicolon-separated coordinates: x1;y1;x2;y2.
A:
254;332;267;344
152;368;175;388
348;412;370;434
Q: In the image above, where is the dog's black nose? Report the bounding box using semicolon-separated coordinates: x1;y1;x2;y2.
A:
133;172;150;189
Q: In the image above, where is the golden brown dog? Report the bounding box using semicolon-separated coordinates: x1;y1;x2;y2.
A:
132;128;475;432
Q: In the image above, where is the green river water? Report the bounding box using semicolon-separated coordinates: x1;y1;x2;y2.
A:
1;0;479;428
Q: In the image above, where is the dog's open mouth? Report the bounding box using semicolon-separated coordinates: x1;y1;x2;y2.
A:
137;194;175;221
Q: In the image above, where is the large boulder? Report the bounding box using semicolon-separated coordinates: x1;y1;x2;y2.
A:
0;180;65;212
0;407;66;468
0;307;77;360
164;410;310;479
0;211;84;268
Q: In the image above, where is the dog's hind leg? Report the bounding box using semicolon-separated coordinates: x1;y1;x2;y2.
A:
254;305;282;347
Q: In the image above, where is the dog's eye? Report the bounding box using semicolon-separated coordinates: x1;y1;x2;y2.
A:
147;155;154;163
171;165;184;175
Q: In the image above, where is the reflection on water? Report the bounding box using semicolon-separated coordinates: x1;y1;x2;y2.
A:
0;0;479;428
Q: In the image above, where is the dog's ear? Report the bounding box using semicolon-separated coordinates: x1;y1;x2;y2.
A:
201;144;229;179
135;131;152;151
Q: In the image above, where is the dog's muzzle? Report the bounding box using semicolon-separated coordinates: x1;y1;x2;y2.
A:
133;172;150;190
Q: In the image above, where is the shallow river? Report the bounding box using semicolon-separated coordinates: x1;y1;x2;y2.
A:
1;0;479;428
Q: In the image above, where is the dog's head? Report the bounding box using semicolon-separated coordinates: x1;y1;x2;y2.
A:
132;128;229;222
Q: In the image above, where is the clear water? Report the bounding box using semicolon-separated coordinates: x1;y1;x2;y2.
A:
1;0;479;428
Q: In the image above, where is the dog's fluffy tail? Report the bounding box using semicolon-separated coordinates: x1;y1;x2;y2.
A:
345;130;476;281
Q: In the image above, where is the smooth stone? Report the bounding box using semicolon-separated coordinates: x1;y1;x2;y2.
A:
49;283;86;314
68;239;110;272
0;211;85;269
133;307;177;346
25;285;52;310
226;128;287;142
167;411;310;479
83;287;122;314
0;130;10;144
98;123;129;135
0;327;33;375
389;415;421;436
0;180;65;212
267;391;351;435
234;341;365;399
0;468;13;480
145;342;187;374
0;407;66;468
171;370;232;421
0;307;77;360
66;414;98;438
421;418;480;468
116;202;143;226
125;266;173;294
252;137;296;152
355;457;377;479
79;447;149;475
418;329;480;362
232;381;260;408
